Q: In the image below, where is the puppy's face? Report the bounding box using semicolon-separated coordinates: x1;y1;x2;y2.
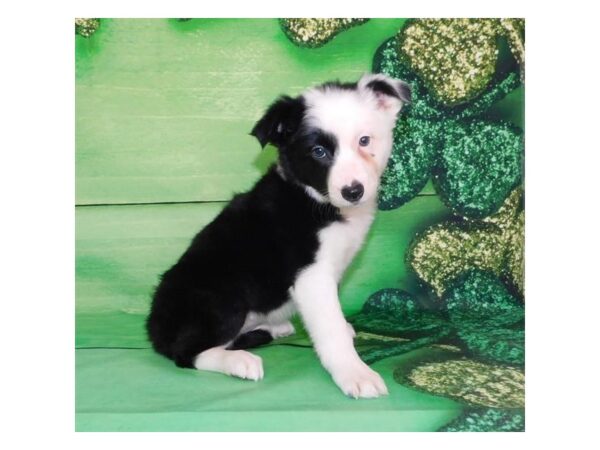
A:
251;74;411;208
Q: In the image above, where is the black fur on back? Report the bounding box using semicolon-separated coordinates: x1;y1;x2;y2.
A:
146;167;341;368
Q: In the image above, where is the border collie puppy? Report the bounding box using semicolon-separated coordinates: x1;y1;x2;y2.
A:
146;73;411;398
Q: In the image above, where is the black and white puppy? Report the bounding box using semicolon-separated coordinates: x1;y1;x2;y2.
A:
146;73;411;398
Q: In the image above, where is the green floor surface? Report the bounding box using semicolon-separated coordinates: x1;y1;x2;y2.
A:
76;344;461;431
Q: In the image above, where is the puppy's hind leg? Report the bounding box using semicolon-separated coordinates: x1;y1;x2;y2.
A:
228;329;274;350
171;329;264;380
264;321;296;339
228;320;296;350
194;347;264;381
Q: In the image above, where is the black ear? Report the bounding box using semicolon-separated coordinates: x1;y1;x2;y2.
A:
250;96;305;148
366;79;412;104
359;74;412;113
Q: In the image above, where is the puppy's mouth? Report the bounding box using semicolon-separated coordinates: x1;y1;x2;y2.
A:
303;184;374;209
329;194;373;209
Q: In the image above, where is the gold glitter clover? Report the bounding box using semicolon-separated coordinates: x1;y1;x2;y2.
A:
75;18;101;38
408;188;524;297
399;18;524;106
280;18;369;48
400;358;524;408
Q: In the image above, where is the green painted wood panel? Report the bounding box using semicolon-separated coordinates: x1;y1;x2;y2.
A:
76;18;411;205
75;195;451;346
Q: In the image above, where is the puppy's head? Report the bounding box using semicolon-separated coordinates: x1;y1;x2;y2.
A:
251;73;411;208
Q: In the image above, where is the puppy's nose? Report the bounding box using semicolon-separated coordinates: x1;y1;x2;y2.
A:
341;181;364;203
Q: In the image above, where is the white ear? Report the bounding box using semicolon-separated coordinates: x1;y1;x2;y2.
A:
358;73;412;115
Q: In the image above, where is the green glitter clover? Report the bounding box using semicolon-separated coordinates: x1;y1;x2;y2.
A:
408;188;524;298
439;407;524;432
351;272;525;431
350;270;524;366
376;31;523;218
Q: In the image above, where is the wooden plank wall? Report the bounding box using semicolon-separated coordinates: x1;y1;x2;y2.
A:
76;18;414;204
75;19;523;345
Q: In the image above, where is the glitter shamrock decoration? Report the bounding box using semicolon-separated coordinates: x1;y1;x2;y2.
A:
75;18;100;38
393;348;525;432
350;290;452;364
400;18;525;106
375;19;524;218
350;270;524;431
408;188;524;297
350;270;524;366
395;356;524;408
280;19;369;48
439;407;524;432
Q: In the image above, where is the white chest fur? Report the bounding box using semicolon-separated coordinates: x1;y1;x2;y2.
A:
315;201;376;281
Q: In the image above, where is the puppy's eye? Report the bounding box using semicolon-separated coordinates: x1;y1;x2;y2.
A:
312;145;327;159
359;136;370;146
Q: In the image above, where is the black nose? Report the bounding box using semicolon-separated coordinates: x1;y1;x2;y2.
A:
341;181;364;203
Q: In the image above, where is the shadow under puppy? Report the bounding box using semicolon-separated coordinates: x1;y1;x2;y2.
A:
146;73;411;398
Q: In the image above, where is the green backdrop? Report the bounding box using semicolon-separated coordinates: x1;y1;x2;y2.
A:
75;18;524;431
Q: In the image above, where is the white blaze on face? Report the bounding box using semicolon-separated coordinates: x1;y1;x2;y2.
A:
303;76;404;208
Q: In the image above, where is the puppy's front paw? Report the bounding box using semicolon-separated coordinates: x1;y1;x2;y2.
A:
224;350;264;381
332;361;388;399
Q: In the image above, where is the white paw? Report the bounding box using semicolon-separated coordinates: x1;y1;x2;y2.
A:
332;361;388;399
224;350;264;381
346;322;356;339
266;321;296;339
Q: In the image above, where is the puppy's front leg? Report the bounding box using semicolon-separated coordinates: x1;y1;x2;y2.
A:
293;266;388;398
